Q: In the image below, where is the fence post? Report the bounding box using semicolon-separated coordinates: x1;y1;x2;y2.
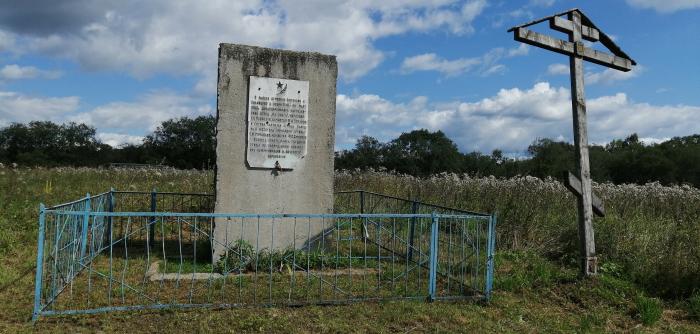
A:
107;188;114;249
407;201;418;261
485;213;497;301
428;212;439;301
79;193;91;263
149;189;156;249
32;203;47;321
360;190;365;214
360;191;369;239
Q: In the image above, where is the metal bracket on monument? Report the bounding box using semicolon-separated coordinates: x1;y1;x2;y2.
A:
564;171;605;217
584;256;598;275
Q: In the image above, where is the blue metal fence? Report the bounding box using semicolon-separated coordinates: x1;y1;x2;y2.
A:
32;190;495;320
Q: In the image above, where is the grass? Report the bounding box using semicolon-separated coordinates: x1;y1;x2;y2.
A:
0;166;699;332
161;259;214;274
635;295;663;326
8;251;699;333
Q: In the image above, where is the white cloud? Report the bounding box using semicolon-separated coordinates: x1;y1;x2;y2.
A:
336;93;429;146
0;30;14;52
547;63;645;85
3;0;487;84
335;82;700;154
585;66;644;85
529;0;556;6
0;91;79;126
481;64;507;76
0;64;62;80
400;53;480;76
547;63;569;75
507;44;529;57
400;44;528;77
639;136;671;145
96;133;144;147
626;0;700;13
71;91;213;133
490;0;555;27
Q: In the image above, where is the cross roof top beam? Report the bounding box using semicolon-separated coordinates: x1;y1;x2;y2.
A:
507;8;637;66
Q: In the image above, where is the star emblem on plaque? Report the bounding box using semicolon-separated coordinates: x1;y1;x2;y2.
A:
276;81;287;95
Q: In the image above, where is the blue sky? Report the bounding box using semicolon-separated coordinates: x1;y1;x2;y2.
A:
0;0;698;154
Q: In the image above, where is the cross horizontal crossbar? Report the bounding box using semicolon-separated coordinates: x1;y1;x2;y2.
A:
513;27;633;71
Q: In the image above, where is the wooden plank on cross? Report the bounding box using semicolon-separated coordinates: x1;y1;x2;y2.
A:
513;28;633;71
564;171;605;217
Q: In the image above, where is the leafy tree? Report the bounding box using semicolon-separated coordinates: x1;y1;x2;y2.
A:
142;115;216;169
0;121;105;166
383;129;462;176
335;135;384;170
525;138;575;179
461;151;498;176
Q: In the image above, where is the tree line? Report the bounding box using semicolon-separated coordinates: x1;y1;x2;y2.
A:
0;117;215;170
336;130;700;187
1;117;698;187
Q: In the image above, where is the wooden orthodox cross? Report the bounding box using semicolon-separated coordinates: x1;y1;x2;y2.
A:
508;9;636;276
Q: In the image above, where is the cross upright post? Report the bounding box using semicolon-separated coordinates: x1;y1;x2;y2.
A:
508;8;636;276
567;10;597;276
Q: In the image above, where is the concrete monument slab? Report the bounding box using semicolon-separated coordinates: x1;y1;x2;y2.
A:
213;44;337;259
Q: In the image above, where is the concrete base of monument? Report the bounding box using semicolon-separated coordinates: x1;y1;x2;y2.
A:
212;216;329;260
146;261;381;281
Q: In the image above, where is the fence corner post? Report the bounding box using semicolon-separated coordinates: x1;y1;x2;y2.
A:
428;211;439;302
32;203;47;321
485;213;497;301
79;193;91;263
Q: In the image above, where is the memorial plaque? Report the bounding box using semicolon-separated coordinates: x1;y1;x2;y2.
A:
246;76;309;169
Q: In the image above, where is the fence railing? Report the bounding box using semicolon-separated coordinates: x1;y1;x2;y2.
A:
335;190;490;216
108;163;173;170
33;190;495;320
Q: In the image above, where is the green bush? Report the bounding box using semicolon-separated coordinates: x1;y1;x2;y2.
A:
215;240;255;274
635;295;662;326
688;292;700;320
215;240;370;275
599;261;623;278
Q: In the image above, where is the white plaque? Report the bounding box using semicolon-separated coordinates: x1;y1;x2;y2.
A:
246;76;309;169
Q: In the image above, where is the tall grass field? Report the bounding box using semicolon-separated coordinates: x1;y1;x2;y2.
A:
1;166;699;332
